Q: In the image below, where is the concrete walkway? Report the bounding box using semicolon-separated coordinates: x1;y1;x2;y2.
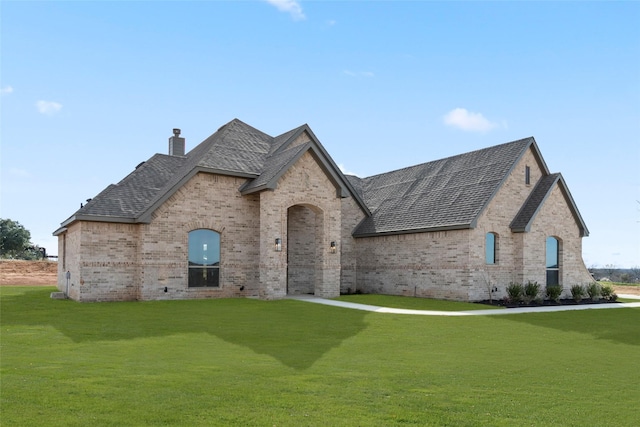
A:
288;294;640;316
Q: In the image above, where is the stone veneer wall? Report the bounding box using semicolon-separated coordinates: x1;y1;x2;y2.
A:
258;148;342;299
57;222;82;300
354;146;591;302
58;221;140;302
57;143;591;303
470;148;592;300
465;147;547;300
137;173;261;301
356;230;473;300
519;184;592;294
340;196;366;294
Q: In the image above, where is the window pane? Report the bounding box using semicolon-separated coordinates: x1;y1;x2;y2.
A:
189;267;219;288
485;233;495;264
189;229;220;267
188;230;221;288
546;269;559;286
546;237;558;268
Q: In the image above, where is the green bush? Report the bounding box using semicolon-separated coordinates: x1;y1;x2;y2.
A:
600;284;615;301
523;281;540;304
586;282;601;300
506;282;524;304
546;285;563;303
571;284;586;302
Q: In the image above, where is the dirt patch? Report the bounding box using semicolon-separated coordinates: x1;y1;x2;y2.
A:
0;260;58;286
613;285;640;296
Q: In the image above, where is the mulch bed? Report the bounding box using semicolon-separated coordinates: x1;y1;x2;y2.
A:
478;298;621;308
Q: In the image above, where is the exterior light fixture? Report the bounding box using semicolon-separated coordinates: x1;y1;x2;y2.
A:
275;238;282;252
330;241;337;254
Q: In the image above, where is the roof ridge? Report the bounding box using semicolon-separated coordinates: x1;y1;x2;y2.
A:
268;124;308;155
363;137;533;181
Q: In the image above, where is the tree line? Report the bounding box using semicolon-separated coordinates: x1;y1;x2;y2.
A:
0;218;49;260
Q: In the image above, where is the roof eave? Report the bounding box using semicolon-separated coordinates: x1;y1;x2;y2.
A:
353;223;472;238
57;214;138;231
509;174;589;237
557;174;589;237
52;226;67;236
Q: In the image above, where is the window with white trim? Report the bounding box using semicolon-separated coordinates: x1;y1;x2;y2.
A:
485;232;497;264
546;236;560;286
188;229;220;287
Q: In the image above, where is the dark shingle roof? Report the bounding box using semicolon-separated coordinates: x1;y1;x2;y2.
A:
77;154;187;220
510;173;560;232
57;119;366;229
511;173;589;237
352;138;534;236
56;121;587;239
240;143;309;193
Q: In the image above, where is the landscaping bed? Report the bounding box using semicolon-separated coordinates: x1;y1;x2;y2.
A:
480;281;627;308
478;297;621;308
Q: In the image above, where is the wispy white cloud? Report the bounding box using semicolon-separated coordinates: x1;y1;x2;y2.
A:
326;19;337;27
338;163;360;177
443;108;500;132
343;70;375;78
264;0;305;21
36;100;63;115
1;85;14;95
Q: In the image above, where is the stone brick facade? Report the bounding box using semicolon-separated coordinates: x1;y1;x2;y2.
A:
58;139;345;302
57;129;591;303
354;146;592;301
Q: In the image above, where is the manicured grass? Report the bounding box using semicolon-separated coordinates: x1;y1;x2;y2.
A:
604;281;640;287
335;294;500;311
2;286;639;426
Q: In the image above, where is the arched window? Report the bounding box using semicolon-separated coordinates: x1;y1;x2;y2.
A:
546;236;560;286
188;229;220;288
485;232;497;264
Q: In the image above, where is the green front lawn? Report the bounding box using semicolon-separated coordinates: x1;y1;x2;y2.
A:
2;286;639;426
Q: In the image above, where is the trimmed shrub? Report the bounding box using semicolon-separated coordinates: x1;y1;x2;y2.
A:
523;281;540;304
600;284;615;301
586;282;601;300
571;284;586;302
546;285;563;303
506;282;524;304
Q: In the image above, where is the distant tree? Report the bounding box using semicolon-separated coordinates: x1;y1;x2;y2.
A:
619;273;632;284
0;219;32;258
604;264;617;279
631;266;640;282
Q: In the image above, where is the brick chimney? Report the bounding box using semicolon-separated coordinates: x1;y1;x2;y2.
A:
169;128;185;156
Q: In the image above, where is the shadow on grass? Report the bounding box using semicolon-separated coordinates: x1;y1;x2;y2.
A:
500;308;640;346
0;287;369;370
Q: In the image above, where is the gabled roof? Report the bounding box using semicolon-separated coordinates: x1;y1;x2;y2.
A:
54;120;588;242
352;138;539;237
511;173;589;237
239;124;367;202
56;119;369;232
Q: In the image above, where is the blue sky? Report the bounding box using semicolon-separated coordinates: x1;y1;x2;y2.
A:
1;1;639;268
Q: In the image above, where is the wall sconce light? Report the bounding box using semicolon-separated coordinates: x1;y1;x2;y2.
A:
275;238;282;252
330;241;337;254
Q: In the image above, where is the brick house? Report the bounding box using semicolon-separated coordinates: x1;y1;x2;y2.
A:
54;119;591;302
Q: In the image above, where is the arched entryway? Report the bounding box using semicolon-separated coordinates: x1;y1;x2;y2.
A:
286;204;324;295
